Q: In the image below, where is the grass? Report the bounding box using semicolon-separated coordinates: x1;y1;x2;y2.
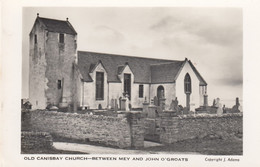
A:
143;138;243;155
21;137;242;155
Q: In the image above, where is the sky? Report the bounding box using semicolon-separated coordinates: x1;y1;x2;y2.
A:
22;7;243;107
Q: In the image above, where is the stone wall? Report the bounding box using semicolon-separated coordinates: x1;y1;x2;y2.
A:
21;131;53;151
22;110;144;148
159;113;242;144
29;19;47;109
127;113;145;148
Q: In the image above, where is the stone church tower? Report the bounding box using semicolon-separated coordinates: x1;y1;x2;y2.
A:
29;14;77;109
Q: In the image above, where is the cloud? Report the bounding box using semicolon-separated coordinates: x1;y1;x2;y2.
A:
94;25;125;42
216;77;243;86
150;10;242;47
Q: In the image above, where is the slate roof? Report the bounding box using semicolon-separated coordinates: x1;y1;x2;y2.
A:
150;62;185;84
37;17;77;35
188;60;207;86
77;51;207;86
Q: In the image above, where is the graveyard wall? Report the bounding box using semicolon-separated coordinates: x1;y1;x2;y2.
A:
21;131;53;151
22;110;144;148
159;113;243;143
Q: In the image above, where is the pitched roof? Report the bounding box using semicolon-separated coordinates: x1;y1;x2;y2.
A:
188;60;207;86
37;17;77;35
78;51;179;83
151;62;185;84
77;51;207;85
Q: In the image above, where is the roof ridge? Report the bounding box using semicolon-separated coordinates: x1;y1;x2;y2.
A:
78;50;178;62
37;16;77;35
38;17;67;22
150;61;185;66
188;60;207;85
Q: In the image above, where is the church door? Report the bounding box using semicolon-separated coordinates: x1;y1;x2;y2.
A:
157;85;164;106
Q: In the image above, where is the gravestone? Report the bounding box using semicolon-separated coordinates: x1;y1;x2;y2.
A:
114;99;118;112
119;97;122;110
212;99;216;107
125;95;130;111
98;104;102;110
154;96;158;106
121;98;126;111
231;97;241;113
111;99;115;109
203;94;208;107
159;98;166;110
169;97;180;112
215;98;223;116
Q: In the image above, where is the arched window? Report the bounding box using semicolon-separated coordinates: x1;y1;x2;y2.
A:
184;73;191;94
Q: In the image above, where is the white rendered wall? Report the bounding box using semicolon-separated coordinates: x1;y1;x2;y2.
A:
131;83;149;108
83;63;108;109
150;83;176;110
175;61;202;109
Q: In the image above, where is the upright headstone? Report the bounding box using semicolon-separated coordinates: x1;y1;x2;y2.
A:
143;97;149;114
169;100;175;110
115;99;118;112
98;104;102;110
119;97;122;110
154;96;158;106
111;98;115;109
236;97;240;106
121;98;126;111
125;95;130;111
212;99;216;107
215;98;223;116
169;97;180;112
203;94;208;107
231;97;241;113
159;98;166;110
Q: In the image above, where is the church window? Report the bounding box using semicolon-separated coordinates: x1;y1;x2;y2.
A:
57;80;62;89
59;33;64;43
124;74;131;100
96;72;104;100
34;34;37;44
184;73;191;94
139;85;144;98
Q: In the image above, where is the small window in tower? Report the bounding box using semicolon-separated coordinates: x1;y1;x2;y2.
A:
58;80;62;89
34;34;37;44
59;33;64;43
139;85;144;98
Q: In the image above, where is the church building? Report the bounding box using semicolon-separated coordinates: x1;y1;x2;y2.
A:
29;15;208;110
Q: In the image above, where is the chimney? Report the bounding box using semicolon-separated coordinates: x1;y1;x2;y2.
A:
37;13;39;17
66;18;69;21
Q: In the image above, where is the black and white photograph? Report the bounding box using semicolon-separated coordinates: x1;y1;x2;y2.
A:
1;0;260;167
21;7;243;155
